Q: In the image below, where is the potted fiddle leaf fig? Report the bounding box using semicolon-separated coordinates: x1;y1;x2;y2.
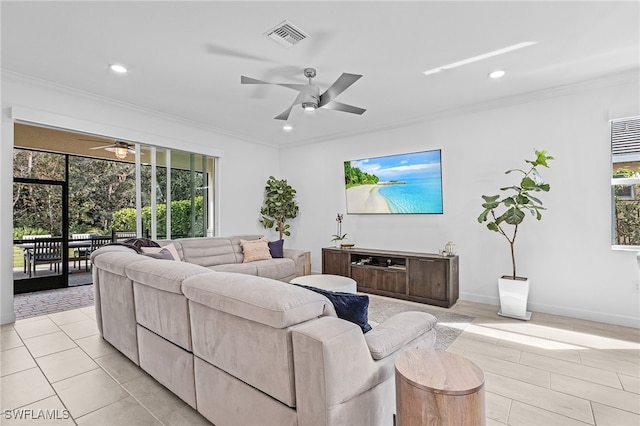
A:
477;149;554;320
260;176;299;240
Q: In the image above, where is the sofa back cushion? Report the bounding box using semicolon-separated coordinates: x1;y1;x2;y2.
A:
92;250;150;365
174;237;237;267
184;271;333;408
183;272;332;328
127;259;212;351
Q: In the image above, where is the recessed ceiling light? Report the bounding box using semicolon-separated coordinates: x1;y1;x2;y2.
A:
489;70;506;79
282;124;294;132
423;42;536;76
109;64;128;74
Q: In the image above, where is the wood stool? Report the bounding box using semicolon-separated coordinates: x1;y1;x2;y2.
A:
395;349;485;426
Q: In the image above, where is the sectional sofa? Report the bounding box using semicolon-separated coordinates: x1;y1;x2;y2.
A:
90;236;438;425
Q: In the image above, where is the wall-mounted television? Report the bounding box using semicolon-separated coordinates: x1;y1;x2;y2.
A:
344;149;443;214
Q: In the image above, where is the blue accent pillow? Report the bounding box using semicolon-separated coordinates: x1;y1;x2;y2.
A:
293;284;372;333
268;239;284;258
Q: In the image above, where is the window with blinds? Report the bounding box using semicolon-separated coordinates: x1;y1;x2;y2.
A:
611;116;640;247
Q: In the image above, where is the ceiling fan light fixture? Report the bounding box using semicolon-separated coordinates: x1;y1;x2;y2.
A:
282;124;294;131
114;146;128;159
489;70;506;79
302;102;317;111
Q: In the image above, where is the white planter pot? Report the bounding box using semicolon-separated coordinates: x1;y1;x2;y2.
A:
497;276;531;320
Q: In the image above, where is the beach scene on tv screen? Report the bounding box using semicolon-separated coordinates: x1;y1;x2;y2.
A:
344;150;443;214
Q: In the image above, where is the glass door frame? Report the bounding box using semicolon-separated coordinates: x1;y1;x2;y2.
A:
13;166;70;293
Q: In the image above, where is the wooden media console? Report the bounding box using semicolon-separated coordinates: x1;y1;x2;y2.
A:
322;247;459;308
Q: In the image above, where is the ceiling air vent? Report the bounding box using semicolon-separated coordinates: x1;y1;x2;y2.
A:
264;20;309;48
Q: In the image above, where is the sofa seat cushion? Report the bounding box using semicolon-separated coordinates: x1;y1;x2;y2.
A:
183;272;332;329
252;258;296;280
208;263;258;275
365;311;437;359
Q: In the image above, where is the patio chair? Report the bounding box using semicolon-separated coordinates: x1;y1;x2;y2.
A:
26;239;62;277
21;235;52;274
88;236;112;271
71;233;92;270
111;229;138;242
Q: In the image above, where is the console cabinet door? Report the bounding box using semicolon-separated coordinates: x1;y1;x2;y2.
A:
322;249;350;277
351;266;376;291
408;258;448;301
378;269;407;294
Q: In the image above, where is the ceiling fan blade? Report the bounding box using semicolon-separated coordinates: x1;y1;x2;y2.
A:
206;43;272;62
241;76;270;85
320;101;366;115
274;93;305;121
88;144;116;150
318;73;363;107
242;76;316;95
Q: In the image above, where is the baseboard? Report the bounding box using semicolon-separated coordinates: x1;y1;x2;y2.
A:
459;292;639;329
1;311;17;325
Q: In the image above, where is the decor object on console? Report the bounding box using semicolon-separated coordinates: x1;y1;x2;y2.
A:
444;241;456;256
331;213;348;248
260;176;299;239
91;239;438;426
477;149;554;320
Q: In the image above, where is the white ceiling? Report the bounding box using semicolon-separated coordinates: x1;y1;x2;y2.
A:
2;1;638;147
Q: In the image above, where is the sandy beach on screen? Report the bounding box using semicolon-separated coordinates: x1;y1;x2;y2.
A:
346;185;391;213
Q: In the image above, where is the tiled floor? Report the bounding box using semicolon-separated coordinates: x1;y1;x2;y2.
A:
1;300;638;425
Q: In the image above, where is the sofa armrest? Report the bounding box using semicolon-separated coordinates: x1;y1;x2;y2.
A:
292;313;437;425
283;248;310;276
365;311;437;359
292;317;396;426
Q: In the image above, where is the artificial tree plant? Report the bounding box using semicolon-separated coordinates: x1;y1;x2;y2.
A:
477;150;554;280
260;176;299;240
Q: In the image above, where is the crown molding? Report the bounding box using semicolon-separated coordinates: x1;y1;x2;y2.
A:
4;67;637;151
280;68;640;149
1;69;278;149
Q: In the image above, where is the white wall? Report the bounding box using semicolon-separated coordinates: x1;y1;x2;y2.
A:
280;71;640;328
0;73;280;324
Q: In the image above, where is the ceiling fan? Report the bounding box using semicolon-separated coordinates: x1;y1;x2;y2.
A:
241;68;366;121
80;139;136;160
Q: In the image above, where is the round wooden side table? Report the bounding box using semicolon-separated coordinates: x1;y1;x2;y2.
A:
395;349;485;426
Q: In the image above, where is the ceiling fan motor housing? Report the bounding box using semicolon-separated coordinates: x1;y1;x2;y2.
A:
301;85;320;110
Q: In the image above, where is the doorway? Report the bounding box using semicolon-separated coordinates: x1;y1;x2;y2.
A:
13;153;70;293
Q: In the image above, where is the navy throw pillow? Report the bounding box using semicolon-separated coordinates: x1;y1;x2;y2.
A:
293;284;372;333
268;239;284;258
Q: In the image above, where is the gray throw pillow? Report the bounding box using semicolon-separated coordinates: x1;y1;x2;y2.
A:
142;248;174;260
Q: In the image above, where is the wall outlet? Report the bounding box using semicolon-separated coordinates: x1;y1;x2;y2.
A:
634;281;640;293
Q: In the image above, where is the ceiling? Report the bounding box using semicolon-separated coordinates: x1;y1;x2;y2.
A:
2;1;638;148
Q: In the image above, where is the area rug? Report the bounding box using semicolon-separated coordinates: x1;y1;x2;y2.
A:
366;294;474;351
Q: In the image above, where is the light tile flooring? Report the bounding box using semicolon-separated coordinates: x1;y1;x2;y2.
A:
0;300;638;425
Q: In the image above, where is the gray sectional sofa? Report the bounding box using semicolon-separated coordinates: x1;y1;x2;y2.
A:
91;235;437;426
158;235;309;281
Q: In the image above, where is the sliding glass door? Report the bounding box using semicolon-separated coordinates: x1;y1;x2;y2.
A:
13;150;69;293
140;147;214;240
